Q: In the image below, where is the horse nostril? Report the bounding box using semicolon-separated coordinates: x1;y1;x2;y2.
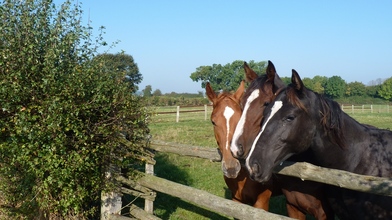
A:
237;144;244;157
251;163;259;174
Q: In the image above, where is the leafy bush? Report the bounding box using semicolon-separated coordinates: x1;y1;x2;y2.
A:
0;0;149;218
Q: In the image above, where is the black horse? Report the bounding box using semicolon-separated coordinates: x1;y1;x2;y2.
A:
246;69;392;219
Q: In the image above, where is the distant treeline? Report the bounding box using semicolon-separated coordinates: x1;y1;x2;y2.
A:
143;93;208;106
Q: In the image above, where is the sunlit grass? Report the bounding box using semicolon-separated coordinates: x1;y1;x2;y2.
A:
347;113;392;130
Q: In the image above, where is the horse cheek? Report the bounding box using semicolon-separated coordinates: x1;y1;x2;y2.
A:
294;125;315;152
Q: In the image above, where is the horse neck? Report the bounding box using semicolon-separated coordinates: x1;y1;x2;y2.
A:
311;111;392;176
308;98;362;169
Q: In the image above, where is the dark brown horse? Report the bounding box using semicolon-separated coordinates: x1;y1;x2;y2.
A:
246;69;392;219
230;61;334;220
206;80;275;209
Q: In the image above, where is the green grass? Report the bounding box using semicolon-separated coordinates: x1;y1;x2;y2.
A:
128;109;392;219
347;112;392;130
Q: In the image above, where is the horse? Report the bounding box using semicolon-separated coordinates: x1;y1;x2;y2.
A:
230;61;335;220
246;69;392;219
206;79;275;210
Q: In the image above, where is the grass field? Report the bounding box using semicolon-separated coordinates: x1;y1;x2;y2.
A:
135;107;392;219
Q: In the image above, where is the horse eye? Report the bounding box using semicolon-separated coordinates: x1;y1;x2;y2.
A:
264;102;270;106
286;115;295;122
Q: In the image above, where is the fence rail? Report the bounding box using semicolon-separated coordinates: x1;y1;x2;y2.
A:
152;104;391;123
149;140;392;197
103;140;392;220
153;105;211;122
116;175;292;220
341;104;391;114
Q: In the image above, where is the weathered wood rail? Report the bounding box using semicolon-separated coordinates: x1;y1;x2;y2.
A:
103;140;392;220
116;175;292;220
149;140;392;197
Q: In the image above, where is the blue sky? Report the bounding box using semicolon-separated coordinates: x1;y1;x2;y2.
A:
56;1;392;93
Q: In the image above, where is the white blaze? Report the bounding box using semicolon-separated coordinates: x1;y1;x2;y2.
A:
223;106;235;150
246;101;283;170
231;89;260;155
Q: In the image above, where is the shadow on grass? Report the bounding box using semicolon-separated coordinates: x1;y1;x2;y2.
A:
123;152;230;219
155;153;231;219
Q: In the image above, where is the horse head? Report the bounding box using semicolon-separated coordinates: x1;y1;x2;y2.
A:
206;80;245;178
231;61;285;160
246;69;319;183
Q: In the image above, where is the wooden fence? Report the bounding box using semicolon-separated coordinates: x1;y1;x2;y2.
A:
153;105;210;122
102;140;392;220
152;104;391;123
341;104;391;114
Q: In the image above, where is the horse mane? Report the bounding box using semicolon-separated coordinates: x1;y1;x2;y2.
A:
318;95;347;149
285;85;346;149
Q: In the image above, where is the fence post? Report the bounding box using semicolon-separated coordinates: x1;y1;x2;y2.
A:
204;105;207;121
371;105;373;113
101;165;122;220
144;162;155;214
362;105;364;113
352;105;354;114
176;106;180;123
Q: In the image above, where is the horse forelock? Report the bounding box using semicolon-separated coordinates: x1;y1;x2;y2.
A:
215;92;241;108
285;86;307;112
242;75;271;107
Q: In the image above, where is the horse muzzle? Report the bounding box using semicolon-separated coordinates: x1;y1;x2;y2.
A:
248;162;272;183
222;160;241;178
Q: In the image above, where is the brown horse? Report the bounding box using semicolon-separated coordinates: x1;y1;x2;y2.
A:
206;80;274;209
229;61;335;220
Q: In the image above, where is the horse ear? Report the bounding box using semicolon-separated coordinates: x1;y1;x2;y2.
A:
243;62;258;82
291;69;304;92
234;80;245;101
266;60;277;79
266;60;285;89
205;82;217;102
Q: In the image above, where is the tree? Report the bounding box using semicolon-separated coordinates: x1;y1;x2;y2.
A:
311;76;328;94
143;85;153;97
378;77;392;101
94;53;142;92
0;0;149;218
345;81;366;97
366;85;381;98
301;77;313;90
153;89;162;96
190;60;267;92
312;81;325;94
324;76;347;99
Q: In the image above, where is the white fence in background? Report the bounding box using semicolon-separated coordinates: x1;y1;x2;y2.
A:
153;105;210;122
341;104;391;114
151;104;392;123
